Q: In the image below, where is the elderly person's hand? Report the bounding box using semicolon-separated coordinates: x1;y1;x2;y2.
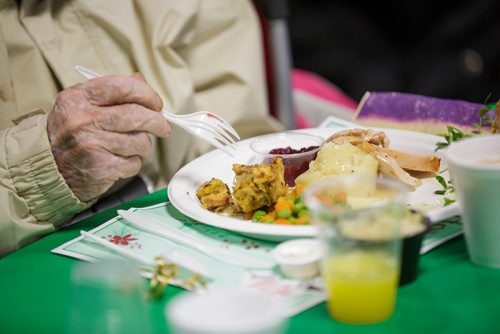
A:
47;73;170;202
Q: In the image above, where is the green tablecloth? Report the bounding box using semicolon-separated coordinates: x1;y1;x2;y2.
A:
1;188;499;333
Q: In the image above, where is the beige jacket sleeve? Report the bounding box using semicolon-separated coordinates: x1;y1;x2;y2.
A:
0;0;281;256
22;0;281;183
0;25;88;257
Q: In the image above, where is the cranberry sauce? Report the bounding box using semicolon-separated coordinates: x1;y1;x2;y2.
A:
268;146;319;186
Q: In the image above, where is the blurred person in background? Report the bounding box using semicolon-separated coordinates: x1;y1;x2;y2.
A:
0;0;281;256
288;0;500;103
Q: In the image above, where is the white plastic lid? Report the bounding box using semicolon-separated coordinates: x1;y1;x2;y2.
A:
166;289;287;334
273;238;323;266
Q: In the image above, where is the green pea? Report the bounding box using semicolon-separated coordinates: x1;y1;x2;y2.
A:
277;208;292;219
252;210;267;222
292;202;306;214
298;209;310;217
302;218;311;225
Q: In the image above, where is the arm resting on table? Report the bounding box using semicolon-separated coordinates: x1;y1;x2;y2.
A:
0;114;89;257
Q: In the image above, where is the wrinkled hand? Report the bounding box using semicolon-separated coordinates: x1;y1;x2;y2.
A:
47;74;171;202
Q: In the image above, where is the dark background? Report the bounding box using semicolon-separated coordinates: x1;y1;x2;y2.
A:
287;0;500;104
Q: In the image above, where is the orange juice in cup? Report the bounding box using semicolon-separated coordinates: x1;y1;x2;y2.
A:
324;251;399;324
304;175;408;324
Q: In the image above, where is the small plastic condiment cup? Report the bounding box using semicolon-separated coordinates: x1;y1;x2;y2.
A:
273;238;323;280
399;210;430;285
249;131;325;186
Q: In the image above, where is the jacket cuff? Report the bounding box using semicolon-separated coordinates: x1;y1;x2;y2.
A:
5;113;89;225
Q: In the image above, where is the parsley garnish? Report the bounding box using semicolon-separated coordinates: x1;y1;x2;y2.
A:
435;94;497;151
472;92;495;133
433;95;497;206
443;197;456;206
435;126;468;151
434;174;456;206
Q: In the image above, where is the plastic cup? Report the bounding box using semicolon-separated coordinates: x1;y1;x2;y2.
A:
303;175;408;324
445;134;500;268
166;289;287;334
398;210;429;285
249;131;324;186
66;260;151;334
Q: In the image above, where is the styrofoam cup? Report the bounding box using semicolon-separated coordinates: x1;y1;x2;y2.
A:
446;134;500;268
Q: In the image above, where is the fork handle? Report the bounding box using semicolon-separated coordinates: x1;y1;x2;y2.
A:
75;65;101;79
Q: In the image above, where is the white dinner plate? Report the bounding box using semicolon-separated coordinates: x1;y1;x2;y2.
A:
168;128;460;242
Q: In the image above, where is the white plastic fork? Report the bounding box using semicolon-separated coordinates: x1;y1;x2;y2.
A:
74;65;240;156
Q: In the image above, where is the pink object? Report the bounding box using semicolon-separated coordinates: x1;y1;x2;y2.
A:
292;68;358;110
291;68;357;128
295;111;309;129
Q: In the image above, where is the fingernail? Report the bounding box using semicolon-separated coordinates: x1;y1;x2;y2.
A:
131;72;146;82
156;93;164;112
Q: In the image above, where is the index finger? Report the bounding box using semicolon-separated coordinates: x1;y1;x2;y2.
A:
82;75;163;112
95;103;171;138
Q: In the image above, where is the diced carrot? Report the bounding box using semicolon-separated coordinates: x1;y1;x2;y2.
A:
334;191;347;202
316;190;347;206
294;183;306;195
275;218;291;225
244;211;254;220
260;214;274;223
296;215;312;225
275;197;293;212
